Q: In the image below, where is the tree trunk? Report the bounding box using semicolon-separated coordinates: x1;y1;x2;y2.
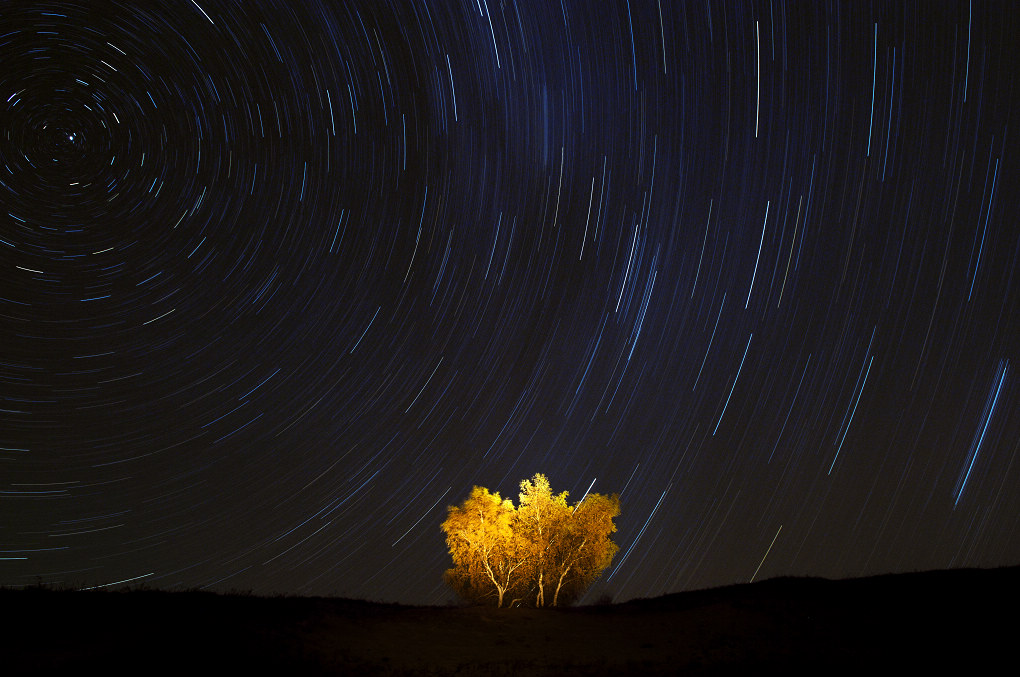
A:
481;555;505;607
536;570;544;607
552;564;571;606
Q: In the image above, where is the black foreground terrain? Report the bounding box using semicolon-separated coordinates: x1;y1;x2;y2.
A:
2;565;1015;675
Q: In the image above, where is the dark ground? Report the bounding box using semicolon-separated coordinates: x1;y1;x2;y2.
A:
2;566;1015;675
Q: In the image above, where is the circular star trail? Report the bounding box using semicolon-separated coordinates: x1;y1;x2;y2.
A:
2;1;1018;604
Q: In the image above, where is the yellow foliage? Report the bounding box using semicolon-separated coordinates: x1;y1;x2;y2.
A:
441;474;620;607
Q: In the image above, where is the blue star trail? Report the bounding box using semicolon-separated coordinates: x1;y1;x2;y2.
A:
1;1;1017;605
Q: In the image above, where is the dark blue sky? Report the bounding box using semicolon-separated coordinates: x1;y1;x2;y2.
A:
2;0;1017;604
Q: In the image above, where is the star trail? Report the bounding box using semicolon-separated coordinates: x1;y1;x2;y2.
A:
2;1;1017;605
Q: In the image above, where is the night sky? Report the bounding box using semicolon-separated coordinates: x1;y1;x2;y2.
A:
2;0;1018;605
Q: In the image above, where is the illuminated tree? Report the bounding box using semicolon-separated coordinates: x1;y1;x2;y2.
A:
546;491;620;606
516;473;572;606
442;474;620;607
441;486;531;608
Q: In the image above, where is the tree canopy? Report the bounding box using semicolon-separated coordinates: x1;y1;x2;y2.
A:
441;474;620;607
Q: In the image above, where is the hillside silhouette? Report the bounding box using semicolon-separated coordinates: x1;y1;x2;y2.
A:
3;565;1015;675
